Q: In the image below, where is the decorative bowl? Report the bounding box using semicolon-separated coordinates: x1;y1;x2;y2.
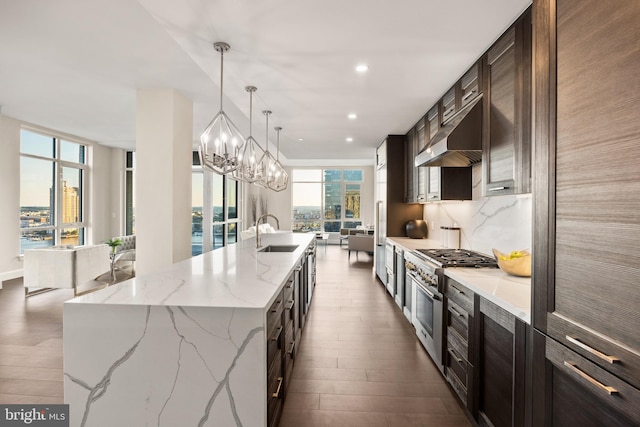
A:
492;248;531;277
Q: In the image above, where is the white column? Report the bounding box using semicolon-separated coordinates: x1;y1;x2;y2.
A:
135;89;192;276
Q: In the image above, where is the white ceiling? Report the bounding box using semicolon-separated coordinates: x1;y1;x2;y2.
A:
0;0;531;164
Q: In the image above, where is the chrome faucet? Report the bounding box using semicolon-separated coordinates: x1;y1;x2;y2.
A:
256;214;280;248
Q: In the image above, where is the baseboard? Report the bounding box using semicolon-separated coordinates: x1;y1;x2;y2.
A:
0;269;24;288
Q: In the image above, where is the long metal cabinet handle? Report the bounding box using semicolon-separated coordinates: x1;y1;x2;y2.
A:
271;326;283;342
270;300;282;312
448;348;464;364
563;361;618;395
462;90;476;101
566;336;620;364
488;186;508;192
449;306;464;317
272;377;283;398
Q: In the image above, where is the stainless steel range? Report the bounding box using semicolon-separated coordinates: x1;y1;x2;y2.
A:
404;248;497;372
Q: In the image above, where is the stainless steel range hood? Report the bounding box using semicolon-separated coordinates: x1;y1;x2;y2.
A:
415;96;482;167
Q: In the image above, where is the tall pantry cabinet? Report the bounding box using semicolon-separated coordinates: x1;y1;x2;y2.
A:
532;0;640;425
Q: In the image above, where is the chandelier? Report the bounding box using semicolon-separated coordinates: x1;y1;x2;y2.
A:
199;42;245;174
258;110;279;189
232;86;266;184
269;126;288;192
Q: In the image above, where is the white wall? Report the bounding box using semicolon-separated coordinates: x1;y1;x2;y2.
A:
0;115;23;282
423;164;532;256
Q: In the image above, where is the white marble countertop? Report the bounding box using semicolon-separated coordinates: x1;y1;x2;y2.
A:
66;232;314;310
386;236;531;324
445;268;531;324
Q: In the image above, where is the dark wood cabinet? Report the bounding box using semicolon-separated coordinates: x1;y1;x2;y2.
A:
405;122;429;204
461;63;482;109
475;297;527;427
444;278;475;411
425;166;472;201
266;289;284;427
482;8;531;196
532;331;640;427
532;0;640;424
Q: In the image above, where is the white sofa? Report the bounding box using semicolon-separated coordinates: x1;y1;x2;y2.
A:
23;244;110;296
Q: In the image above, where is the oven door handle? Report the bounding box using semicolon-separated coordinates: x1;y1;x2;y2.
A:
416;280;441;301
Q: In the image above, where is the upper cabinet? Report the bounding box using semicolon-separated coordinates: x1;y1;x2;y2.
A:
405;117;429;204
460;63;482;109
482;9;532;196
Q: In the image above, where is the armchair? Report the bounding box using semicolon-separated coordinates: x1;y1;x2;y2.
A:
347;234;374;260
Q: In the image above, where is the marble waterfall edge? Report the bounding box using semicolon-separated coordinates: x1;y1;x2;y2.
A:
63;303;265;427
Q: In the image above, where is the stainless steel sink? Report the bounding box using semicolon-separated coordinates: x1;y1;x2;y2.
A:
257;245;299;253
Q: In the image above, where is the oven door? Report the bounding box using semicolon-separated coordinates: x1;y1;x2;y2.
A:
411;276;443;371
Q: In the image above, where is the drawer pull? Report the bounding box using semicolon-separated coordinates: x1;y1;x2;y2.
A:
270;300;282;313
488;186;508;192
449;306;464;317
566;336;620;364
271;326;283;343
462;90;476;101
563;361;619;396
272;376;283;398
450;285;465;296
448;348;464;364
288;341;295;358
285;300;294;311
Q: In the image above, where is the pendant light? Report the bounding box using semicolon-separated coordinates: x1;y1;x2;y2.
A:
199;42;245;174
258;110;278;189
233;86;266;183
269;126;289;192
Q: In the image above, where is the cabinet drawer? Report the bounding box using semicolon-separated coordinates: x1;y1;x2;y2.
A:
448;326;468;361
548;313;640;390
267;357;283;427
267;323;283;368
546;335;640;424
446;346;469;403
446;279;474;313
284;297;295;327
447;299;469;341
267;292;284;337
283;276;294;302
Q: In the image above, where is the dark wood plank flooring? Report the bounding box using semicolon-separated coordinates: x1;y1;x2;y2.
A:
0;246;469;426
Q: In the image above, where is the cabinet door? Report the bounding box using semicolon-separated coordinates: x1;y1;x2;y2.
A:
442;87;457;123
534;0;640;389
476;298;527;427
532;331;640;426
482;9;531;196
461;62;482;108
426;167;441;201
405;128;416;203
415;118;428;202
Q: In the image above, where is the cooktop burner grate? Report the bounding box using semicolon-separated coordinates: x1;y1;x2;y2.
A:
414;248;498;268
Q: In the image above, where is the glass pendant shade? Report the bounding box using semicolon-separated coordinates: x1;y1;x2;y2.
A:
258;110;279;189
233;86;266;184
199;42;245;174
269;126;289;192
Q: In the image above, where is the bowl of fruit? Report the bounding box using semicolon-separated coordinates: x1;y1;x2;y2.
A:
492;249;531;277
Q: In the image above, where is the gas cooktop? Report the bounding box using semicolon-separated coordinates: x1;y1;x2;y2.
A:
414;248;498;268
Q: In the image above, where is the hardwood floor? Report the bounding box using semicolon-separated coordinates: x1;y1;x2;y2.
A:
0;246;469;426
280;245;470;427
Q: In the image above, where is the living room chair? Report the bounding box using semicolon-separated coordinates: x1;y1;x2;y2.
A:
347;234;374;260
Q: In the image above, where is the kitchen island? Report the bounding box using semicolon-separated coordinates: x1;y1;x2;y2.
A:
63;232;314;427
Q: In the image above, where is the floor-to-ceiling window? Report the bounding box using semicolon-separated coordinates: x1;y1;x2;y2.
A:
292;168;363;232
125;151;135;235
192;153;240;255
19;129;87;253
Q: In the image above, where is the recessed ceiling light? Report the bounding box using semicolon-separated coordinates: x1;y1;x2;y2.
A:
348;113;357;120
355;64;368;73
298;138;304;142
346;137;353;143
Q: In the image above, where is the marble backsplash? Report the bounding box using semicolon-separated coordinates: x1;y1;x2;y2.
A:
423;164;532;256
